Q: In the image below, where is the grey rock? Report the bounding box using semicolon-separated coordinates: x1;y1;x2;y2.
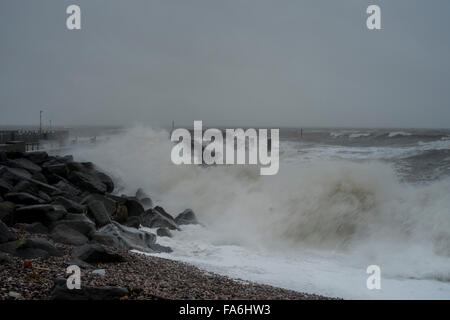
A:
0;201;15;225
112;204;128;223
6;158;42;174
95;171;114;193
156;227;172;238
134;189;152;208
82;194;116;216
52;196;85;213
90;232;117;248
105;194;127;205
0;178;13;195
175;209;199;225
66;161;85;172
87;200;111;227
8;291;22;300
66;258;93;269
68;170;107;194
94;221;171;253
92;269;106;276
14;204;65;225
71;243;126;263
4;192;46;205
54;180;81;197
0;237;61;259
24;151;49;165
50;278;128;300
141;206;179;230
0;166;32;183
30;172;48;184
0;221;16;243
54;215;96;237
124;197;145;217
44;163;68;176
51;224;88;246
37;190;52;203
25;222;49;234
123;216;140;229
12;180;33;193
0;151;6;162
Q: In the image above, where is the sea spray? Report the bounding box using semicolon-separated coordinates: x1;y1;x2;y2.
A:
69;126;450;285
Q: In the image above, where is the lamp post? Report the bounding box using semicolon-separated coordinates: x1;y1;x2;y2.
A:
39;110;43;134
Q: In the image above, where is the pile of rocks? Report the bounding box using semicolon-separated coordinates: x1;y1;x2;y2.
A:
0;150;199;299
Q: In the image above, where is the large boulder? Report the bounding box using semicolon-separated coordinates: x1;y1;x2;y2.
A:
0;178;13;195
112;204;128;223
0;166;32;183
43;163;68;177
71;243;126;264
6;158;42;174
0;221;16;243
52;196;85;213
0;151;6;162
24;151;49;165
123;216;140;229
156;227;172;238
95;171;114;193
87;201;111;227
0;201;15;225
54;180;81;197
175;209;199;225
31;172;48;184
141;206;179;230
81;194;116;217
124;197;145;217
12;180;34;193
0;237;61;259
68;171;107;194
135;188;153;208
25;222;49;234
51;224;88;246
4;192;46;205
37;190;52;203
66;161;85;172
105;194;127;205
93;221;171;253
50;278;128;300
14;204;66;226
53;214;96;237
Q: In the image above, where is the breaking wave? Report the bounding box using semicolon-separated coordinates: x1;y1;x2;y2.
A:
388;131;412;138
69;126;450;282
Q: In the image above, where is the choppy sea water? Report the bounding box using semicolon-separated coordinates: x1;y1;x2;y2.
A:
66;126;450;299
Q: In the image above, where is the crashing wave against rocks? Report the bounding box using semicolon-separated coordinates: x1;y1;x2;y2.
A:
0;149;328;300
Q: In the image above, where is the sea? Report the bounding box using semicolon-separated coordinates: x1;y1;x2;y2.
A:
61;126;450;299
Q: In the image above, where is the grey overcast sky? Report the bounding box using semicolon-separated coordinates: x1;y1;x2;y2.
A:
1;0;450;128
